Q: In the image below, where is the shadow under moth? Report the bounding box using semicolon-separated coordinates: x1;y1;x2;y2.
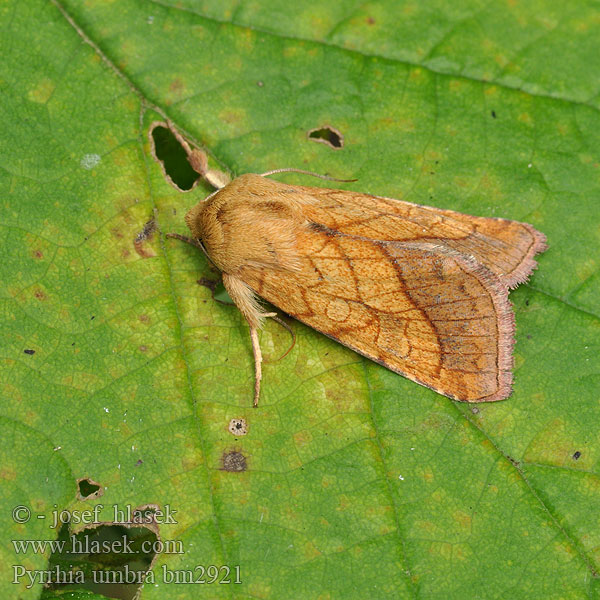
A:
160;132;547;407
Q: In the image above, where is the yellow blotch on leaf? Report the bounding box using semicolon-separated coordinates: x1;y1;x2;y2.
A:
428;541;453;560
421;466;434;482
283;45;300;59
553;540;578;562
453;509;472;531
0;466;17;481
415;519;436;534
321;475;334;488
484;85;500;98
557;122;572;136
523;418;576;466
581;474;600;495
409;68;425;83
28;78;55;104
575;257;597;282
293;429;313;447
493;54;510;69
218;108;246;125
518;112;534;126
337;495;351;511
235;28;255;51
303;541;322;560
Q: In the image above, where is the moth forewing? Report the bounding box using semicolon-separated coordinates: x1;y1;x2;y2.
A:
182;172;546;406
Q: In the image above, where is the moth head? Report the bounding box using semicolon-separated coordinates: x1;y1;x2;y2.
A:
184;174;302;274
184;196;206;240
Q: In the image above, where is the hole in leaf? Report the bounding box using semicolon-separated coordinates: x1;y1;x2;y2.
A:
150;124;199;191
307;125;344;149
46;520;159;599
77;478;103;501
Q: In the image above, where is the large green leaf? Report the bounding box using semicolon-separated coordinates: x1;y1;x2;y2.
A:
1;1;599;598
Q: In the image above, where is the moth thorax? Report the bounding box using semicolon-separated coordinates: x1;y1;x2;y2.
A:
184;175;304;274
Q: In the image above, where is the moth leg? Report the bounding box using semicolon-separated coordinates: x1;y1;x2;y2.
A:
222;273;276;407
249;327;261;407
248;318;274;407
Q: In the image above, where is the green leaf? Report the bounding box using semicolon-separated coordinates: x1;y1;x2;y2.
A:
1;1;599;599
41;591;111;600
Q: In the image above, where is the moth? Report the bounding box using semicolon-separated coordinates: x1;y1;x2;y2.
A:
165;145;546;407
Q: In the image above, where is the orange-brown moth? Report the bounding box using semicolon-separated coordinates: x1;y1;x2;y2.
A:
162;135;546;407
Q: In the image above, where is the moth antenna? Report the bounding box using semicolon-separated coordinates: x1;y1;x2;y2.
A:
264;315;296;362
260;167;357;183
165;233;217;268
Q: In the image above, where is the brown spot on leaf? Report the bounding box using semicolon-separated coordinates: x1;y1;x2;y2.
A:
366;16;376;24
221;450;247;472
170;77;184;93
76;477;104;501
34;289;46;301
33;249;43;259
228;418;248;436
0;467;17;480
507;455;520;468
197;278;218;293
134;218;157;258
221;110;242;124
139;314;149;322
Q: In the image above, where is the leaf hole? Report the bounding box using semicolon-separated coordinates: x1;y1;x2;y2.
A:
149;122;200;191
307;125;344;149
77;478;104;501
46;517;161;599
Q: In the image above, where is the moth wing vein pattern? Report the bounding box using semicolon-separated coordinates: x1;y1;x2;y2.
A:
180;172;546;406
